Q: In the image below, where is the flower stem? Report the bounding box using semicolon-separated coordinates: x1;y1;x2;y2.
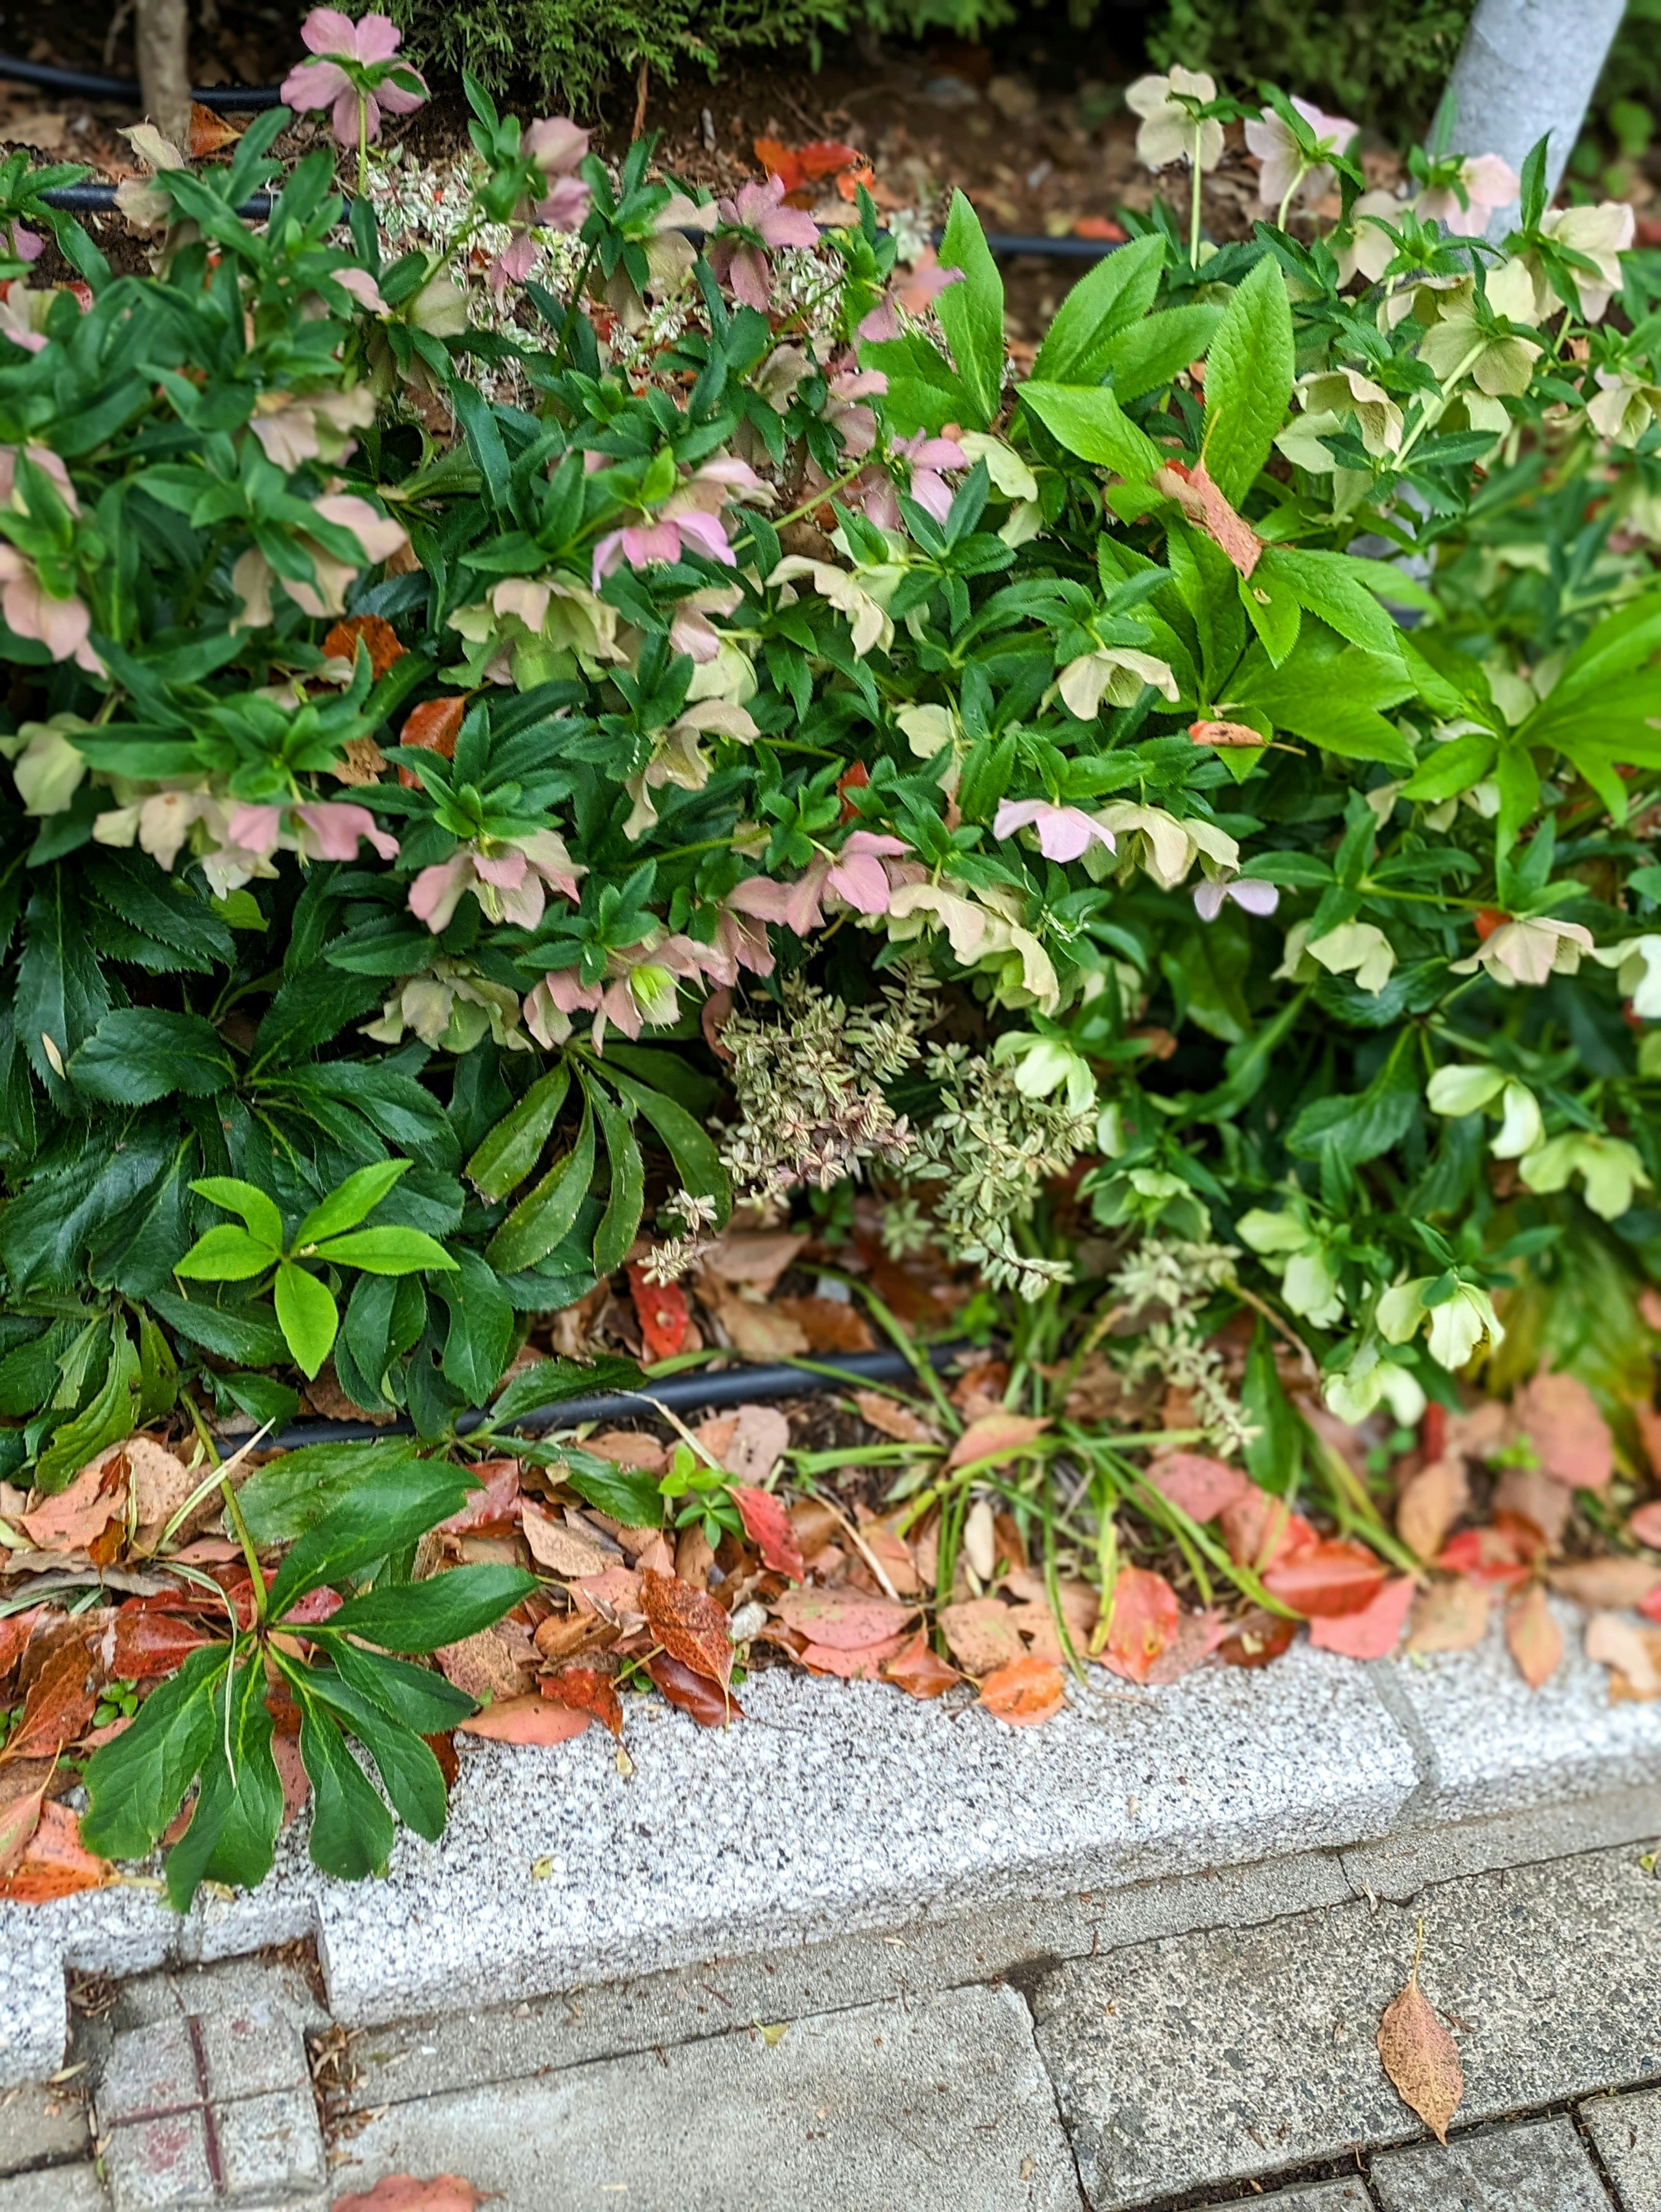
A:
1276;165;1308;233
358;94;369;199
1189;133;1204;267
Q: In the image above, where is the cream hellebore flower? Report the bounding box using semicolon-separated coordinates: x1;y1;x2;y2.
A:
1450;914;1592;988
1244;95;1356;213
1414;151;1520;231
1591;935;1661;1018
1425;1062;1544;1157
1276;365;1404;471
365;961;527;1054
622;699;759;840
487;574;624;673
767;555;894;659
1377;1275;1504;1372
990;1030;1097;1114
884;882;1061;1014
1418;258;1542;398
1125;67;1225;172
1325;1337;1427;1427
1519;1131;1651;1220
1275;917;1397;995
249;387;376;470
0;715;89;816
232;494;409;625
1091;802;1237;890
1237;1205;1345;1328
1331;188;1403;286
1529;200;1635;322
1057;644;1178;721
1587;366;1661;448
407;828;583;931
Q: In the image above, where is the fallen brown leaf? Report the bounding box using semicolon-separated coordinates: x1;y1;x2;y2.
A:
647;1650;743;1726
1377;1944;1462;2142
946;1412;1049;1471
583;1432;668;1474
1491;1465;1571;1549
455;1696;592;1746
1142;1607;1228;1683
519;1501;610;1578
332;2172;490;2210
0;1801;112;1902
640;1568;734;1687
701;1230;807;1292
541;1666;623;1739
1144;1451;1252;1524
1504;1583;1564;1689
724;1404;791;1488
1513;1371;1614;1491
1;1638;99;1763
772;1296;875;1353
1546;1558;1661;1609
852;1390;939;1443
1395;1457;1470;1561
938;1595;1024;1676
1585;1611;1661;1698
435;1622;536;1704
1629;1499;1661;1549
1404;1578;1491;1655
19;1452;127;1555
0;1769;47;1876
853;1515;922;1597
1215;1608;1297;1668
773;1587;917;1651
798;1633;909;1678
979;1654;1067;1726
698;1276;809;1361
436;1460;520;1536
880;1630;961;1699
1308;1577;1416;1660
125;1437;198;1551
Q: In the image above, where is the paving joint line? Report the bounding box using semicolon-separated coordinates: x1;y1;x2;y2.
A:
1003;1975;1091;2212
1361;1660;1442;1838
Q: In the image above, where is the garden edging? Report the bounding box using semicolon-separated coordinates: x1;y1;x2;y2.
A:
3;1594;1657;2089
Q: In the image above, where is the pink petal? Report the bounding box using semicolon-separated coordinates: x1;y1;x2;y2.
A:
300;8;359;57
826;852;892;914
408;854;470;929
622;521;683;568
674;511;737;567
330;86;363;147
1193;880;1227;921
533;175;590;231
526;117;590;172
296;801;389;859
226;804;282;856
352;12;404;61
473;851;529;889
1228;877;1280;916
908;470;953;524
489;233;538;292
759;206;820;251
281;56;350;109
728;245;773;312
1034;808;1099;863
376;73;428;117
994;799;1043;839
590;530;625;588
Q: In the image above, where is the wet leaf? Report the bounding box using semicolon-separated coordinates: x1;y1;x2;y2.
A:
1395;1457;1469;1561
775;1587;917;1652
1377;1960;1462;2142
332;2176;490;2211
1145;1452;1251;1523
541;1666;623;1738
455;1696;592;1746
938;1596;1024;1676
1309;1576;1417;1659
1;1637;99;1762
519;1500;610;1577
647;1650;743;1726
1215;1608;1297;1669
641;1568;734;1687
1546;1558;1661;1609
1404;1578;1491;1654
731;1487;805;1581
626;1263;688;1362
1262;1540;1386;1620
1513;1371;1613;1492
1102;1565;1180;1684
880;1630;961;1699
979;1654;1068;1725
1504;1584;1564;1689
108;1609;216;1680
0;1800;113;1902
853;1391;940;1443
946;1412;1050;1471
1585;1611;1661;1698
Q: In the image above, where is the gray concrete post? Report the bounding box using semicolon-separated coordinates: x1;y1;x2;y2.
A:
1444;0;1629;231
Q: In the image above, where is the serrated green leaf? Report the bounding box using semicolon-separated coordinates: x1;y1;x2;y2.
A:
322;1564;536;1653
1200;254;1294;505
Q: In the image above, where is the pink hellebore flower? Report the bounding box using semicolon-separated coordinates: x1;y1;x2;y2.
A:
590;455;769;587
726;831;914;936
708;175;820;312
488;117;592;291
894;429;968;524
1193;872;1280;920
523;934;708;1050
1244;95;1356;212
826;830;911;914
409;831;582;933
856;247;964;342
825;360;888;459
5;225;42;265
281;9;427;150
227;799;399;866
994;798;1115;866
1415;152;1520;231
0;443;95;668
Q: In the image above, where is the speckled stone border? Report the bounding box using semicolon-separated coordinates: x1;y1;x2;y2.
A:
2;1599;1656;2085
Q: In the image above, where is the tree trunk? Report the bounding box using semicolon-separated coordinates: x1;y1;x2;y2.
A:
134;0;192;150
1444;0;1627;232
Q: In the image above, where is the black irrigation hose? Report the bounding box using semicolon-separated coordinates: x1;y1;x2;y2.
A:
0;53;282;109
263;1341;965;1449
37;180;275;216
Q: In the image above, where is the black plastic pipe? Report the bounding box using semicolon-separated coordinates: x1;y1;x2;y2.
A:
262;1342;963;1449
0;53;282;108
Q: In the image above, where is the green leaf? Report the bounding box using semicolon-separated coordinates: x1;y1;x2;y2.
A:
1287;1040;1419;1170
935;190;1004;430
191;1176;284;1250
35;1324;139;1494
80;1642;228;1863
1018;381;1162;480
1031;230;1165;384
1399;732;1497;801
68;1008;233;1104
1259;546;1403;660
160;1657;283;1911
145;1288;289;1369
295;1665;450;1842
465;1064;571;1201
484;1099;596;1272
1242;1318;1303;1497
322;1563;537;1653
602;1069;732;1229
174;1225;277;1282
561;1452;665;1527
239;1443;440;1545
323;1638;476;1734
437;1248;515;1404
265;1461;478;1620
298;1702;395;1880
293;1158;411;1249
486;1353;645;1426
313;1225;458;1275
1199;253;1295;505
1097;302;1222;404
590;1082;645;1278
274;1261;339;1380
1230;637;1416;769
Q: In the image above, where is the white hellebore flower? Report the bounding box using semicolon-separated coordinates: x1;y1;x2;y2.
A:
1124;67;1225;173
1057;645;1178;721
1377;1275;1504;1372
0;715;89;816
1306;920;1397;995
1324;1337;1427;1427
1530;200;1635;323
1450;914;1592;988
1425;1063;1543;1158
1236;1205;1345;1328
1093;801;1236;889
990;1031;1097;1114
767;556;894;658
1590;935;1661;1019
1519;1131;1651;1221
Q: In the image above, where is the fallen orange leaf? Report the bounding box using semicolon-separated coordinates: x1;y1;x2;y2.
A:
773;1588;917;1651
880;1630;960;1699
1262;1539;1387;1620
641;1568;734;1688
979;1654;1067;1726
540;1666;623;1739
1513;1370;1614;1492
455;1696;591;1746
332;2177;490;2211
1101;1565;1179;1685
1309;1576;1416;1659
731;1487;805;1581
1404;1577;1490;1654
323;613;406;679
946;1412;1050;1471
0;1800;113;1902
1504;1583;1563;1689
1144;1451;1251;1524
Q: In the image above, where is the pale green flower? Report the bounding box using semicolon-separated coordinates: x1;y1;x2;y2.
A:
0;715;89;817
1325;1337;1427;1426
1426;1064;1543;1157
1306;920;1396;995
1520;1131;1651;1219
1376;1275;1503;1371
1590;935;1661;1019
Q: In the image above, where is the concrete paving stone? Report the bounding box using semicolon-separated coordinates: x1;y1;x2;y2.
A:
115;1961;329;2040
1342;1785;1661;1904
337;1849;1353;2112
329;1983;1077;2212
1369;2116;1612;2210
196;2010;311;2106
1582;2084;1661;2211
103;2109;215;2211
1197;2184;1374;2211
0;2165;108;2210
1376;1604;1661;1824
0;2079;91;2176
315;1648;1417;2026
95;2021;201;2128
214;2086;327;2197
1031;1844;1661;2209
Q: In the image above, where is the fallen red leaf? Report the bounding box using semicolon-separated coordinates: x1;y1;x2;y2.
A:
18;1452;126;1554
0;1769;47;1875
1145;1451;1251;1523
1073;215;1128;240
1;1638;99;1762
979;1654;1067;1726
1142;1607;1228;1683
1215;1608;1298;1668
1437;1514;1546;1589
641;1568;734;1688
731;1487;805;1581
332;2177;490;2212
0;1800;112;1901
437;1459;520;1536
1220;1487;1318;1570
1309;1576;1417;1659
455;1696;592;1746
647;1650;743;1726
1643;1585;1661;1625
880;1630;961;1699
109;1609;216;1681
188;103;242;159
540;1666;622;1739
1513;1371;1613;1492
626;1262;689;1361
0;1608;39;1684
946;1411;1050;1471
1629;1500;1661;1549
398;696;467;789
1263;1539;1388;1620
322;613;406;679
773;1587;917;1652
1102;1566;1180;1684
